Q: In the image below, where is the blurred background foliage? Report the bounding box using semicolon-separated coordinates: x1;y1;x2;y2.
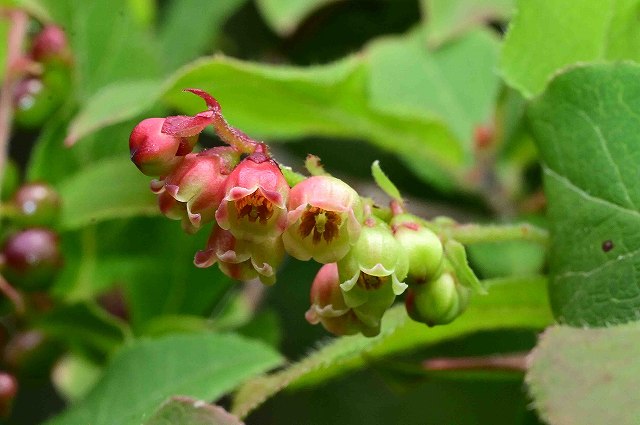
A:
0;0;560;423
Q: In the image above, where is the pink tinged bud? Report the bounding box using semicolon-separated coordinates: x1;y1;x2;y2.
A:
2;228;63;289
129;118;197;177
31;25;68;61
164;152;229;230
216;154;289;242
305;263;379;336
283;176;363;263
337;219;408;329
391;214;443;285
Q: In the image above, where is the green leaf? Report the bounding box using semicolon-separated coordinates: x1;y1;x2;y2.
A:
158;0;247;72
527;63;640;326
421;0;514;47
371;160;402;202
367;28;500;149
34;302;130;362
45;333;283;425
36;0;161;98
232;276;552;418
65;80;162;146
144;397;244;425
527;323;640;425
69;28;501;190
501;0;640;98
444;240;486;294
53;218;235;330
256;0;340;36
57;156;158;230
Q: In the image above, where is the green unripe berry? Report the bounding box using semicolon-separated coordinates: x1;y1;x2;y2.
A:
391;214;443;285
405;272;469;327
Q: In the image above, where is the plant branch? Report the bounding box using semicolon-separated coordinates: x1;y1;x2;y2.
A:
423;352;528;372
0;9;29;200
426;221;549;246
0;273;25;315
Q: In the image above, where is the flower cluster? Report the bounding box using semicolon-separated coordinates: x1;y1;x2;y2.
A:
129;89;475;337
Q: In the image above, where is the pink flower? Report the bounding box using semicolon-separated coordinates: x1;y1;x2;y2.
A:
162;149;232;231
283;176;362;263
215;153;289;242
305;263;379;336
194;225;284;285
129;118;198;177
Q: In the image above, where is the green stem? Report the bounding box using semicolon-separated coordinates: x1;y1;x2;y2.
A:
0;203;18;219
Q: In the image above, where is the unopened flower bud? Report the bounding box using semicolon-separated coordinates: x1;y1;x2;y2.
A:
129;118;197;176
3;331;61;378
405;271;470;327
391;214;443;284
338;218;408;330
216;153;289;242
11;182;61;227
0;372;17;418
30;25;69;62
305;263;379;336
283;176;362;263
2;229;62;289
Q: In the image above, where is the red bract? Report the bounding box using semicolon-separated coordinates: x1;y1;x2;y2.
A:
162;150;232;231
129;118;197;177
283;176;362;263
216;153;289;243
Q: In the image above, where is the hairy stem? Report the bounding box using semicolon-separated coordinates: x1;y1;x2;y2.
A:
0;9;28;200
426;221;549;246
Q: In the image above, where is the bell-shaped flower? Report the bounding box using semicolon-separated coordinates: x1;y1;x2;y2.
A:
337;217;408;329
305;263;379;337
391;213;443;285
194;225;284;285
283;176;362;263
129;118;197;177
216;153;289;243
163;149;231;231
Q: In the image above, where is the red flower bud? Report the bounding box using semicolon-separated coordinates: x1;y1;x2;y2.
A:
305;263;379;336
2;229;62;289
0;372;17;418
216;154;289;242
30;25;69;62
129;118;197;176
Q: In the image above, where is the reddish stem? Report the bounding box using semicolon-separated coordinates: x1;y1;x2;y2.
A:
0;9;29;200
0;274;25;316
422;352;528;372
